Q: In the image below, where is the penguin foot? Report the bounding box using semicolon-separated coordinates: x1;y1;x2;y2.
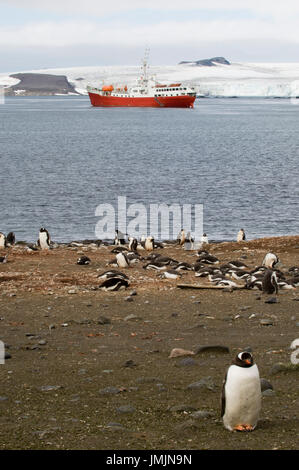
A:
233;424;254;432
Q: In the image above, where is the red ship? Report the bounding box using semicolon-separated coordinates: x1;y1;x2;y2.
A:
87;54;196;108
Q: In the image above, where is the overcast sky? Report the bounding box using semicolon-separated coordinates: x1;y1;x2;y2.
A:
1;0;299;72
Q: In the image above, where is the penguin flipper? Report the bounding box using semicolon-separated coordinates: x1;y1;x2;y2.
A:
221;374;227;418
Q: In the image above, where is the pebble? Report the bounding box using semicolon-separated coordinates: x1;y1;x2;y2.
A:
190;410;213;419
39;385;62;392
156;383;167;392
174;420;199;432
97;316;111;325
169;348;195;358
0;396;8;402
265;297;278;304
129;290;137;296
68;290;77;294
125;296;133;302
187;377;216;392
38;340;47;345
262;389;276;397
116;405;136;414
260;378;273;391
124;314;141;322
176;357;196;367
169;404;197;412
99;386;122;395
136;376;161;384
260;319;273;326
106;422;126;431
270;363;288;375
123;360;137;368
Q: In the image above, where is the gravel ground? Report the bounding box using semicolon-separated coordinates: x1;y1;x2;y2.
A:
0;236;298;450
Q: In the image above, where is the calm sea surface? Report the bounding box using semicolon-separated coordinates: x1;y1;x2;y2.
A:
0;96;298;242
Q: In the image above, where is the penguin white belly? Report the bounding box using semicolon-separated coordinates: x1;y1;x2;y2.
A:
116;253;129;268
39;232;49;250
223;364;261;431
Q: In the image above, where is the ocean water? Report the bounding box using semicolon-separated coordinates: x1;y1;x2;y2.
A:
0;96;298;243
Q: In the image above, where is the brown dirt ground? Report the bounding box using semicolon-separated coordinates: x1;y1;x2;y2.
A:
0;236;298;450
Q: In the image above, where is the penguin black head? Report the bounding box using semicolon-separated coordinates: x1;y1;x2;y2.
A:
234;351;254;368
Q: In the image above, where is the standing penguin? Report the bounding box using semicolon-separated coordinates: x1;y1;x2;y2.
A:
114;230;126;245
128;237;138;252
221;351;261;432
0;232;7;249
237;229;246;242
6;232;15;246
178;229;186;246
145;236;154;252
262;269;278;295
201;233;209;244
38;227;51;250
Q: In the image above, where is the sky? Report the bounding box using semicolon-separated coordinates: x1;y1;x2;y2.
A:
1;0;299;72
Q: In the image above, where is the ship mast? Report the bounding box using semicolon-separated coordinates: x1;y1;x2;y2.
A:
141;48;150;87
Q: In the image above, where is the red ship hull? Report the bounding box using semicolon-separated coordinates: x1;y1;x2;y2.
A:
88;92;195;108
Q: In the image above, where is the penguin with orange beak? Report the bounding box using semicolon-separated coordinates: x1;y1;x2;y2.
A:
221;351;261;432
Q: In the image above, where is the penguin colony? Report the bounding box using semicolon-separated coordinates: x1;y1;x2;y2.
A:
1;228;298;292
1;227;298;431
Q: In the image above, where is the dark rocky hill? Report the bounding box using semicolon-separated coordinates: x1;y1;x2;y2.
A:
5;73;79;96
179;57;230;66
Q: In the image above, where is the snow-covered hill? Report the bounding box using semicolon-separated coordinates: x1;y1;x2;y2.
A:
1;61;299;97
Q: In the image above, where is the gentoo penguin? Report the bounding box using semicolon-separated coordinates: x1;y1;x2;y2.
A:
6;232;15;246
262;253;279;269
99;277;129;291
0;232;7;249
97;270;129;280
237;229;246;242
178;229;186;246
197;253;219;265
226;260;248;270
175;261;193;271
116;251;130;268
77;256;91;265
221;351;261;432
159;269;182;280
143;261;167;271
114;230;126;245
26;243;39;252
145;236;154;251
200;233;209;244
128;237;138;252
262;269;278;295
38;227;51;250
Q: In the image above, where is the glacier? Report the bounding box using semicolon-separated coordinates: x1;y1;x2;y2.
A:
1;61;299;97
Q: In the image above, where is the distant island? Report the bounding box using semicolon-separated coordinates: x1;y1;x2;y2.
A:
179;57;230;66
5;73;79;96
